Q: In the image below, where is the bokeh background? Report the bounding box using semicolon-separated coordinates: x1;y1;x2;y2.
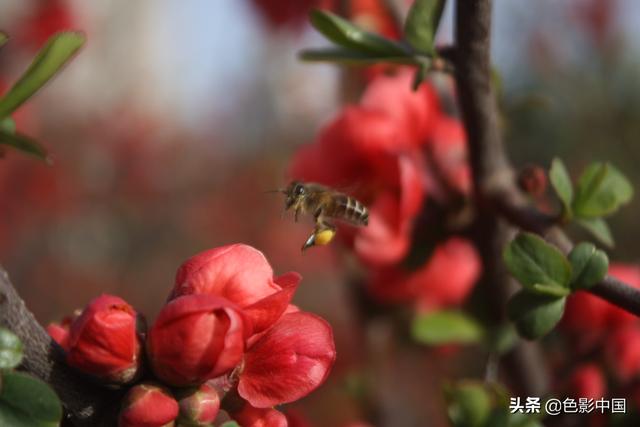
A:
1;0;639;425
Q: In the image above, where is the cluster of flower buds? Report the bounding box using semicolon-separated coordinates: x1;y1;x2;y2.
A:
48;243;336;426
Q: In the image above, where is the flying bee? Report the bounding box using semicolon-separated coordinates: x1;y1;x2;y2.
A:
279;181;369;251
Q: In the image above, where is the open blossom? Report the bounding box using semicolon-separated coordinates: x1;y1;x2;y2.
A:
147;294;247;387
66;294;141;384
238;311;336;408
290;70;468;267
118;383;179;427
171;243;301;334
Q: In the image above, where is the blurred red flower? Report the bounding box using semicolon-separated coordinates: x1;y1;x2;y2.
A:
16;0;76;50
66;294;141;384
238;311;336;407
118;383;179;427
147;294;247;387
171;243;301;334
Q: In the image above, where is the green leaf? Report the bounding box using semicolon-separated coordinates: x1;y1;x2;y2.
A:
568;242;609;290
577;217;614;248
549;158;573;218
309;10;407;56
573;162;633;218
530;283;571;298
0;371;62;427
0;130;49;161
503;233;572;290
507;290;566;340
0;328;23;370
404;0;446;55
0;32;85;119
412;310;484;345
220;423;240;427
299;48;418;65
0;32;8;49
445;382;492;427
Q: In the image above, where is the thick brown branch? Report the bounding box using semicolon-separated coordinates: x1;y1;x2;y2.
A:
0;267;118;427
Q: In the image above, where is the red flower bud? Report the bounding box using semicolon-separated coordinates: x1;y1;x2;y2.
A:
67;295;141;384
147;294;246;387
172;244;300;334
606;326;640;382
177;383;220;426
119;383;178;427
568;364;606;400
238;312;336;407
229;400;288;427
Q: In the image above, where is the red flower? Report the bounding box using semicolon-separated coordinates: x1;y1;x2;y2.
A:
171;244;301;334
177;383;220;426
606;325;640;382
568;364;606;400
118;383;179;427
238;312;336;408
250;0;318;30
229;399;288;427
369;238;481;310
147;294;247;387
66;295;141;384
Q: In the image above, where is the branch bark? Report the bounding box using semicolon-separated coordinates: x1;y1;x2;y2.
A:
0;267;118;427
453;0;549;397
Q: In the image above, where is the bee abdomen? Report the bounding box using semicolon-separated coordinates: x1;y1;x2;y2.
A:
334;195;368;226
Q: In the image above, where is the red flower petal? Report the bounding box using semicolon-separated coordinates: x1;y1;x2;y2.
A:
147;294;246;387
243;272;301;334
238;312;336;407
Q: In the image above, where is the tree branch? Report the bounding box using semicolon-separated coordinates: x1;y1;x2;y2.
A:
0;267;118;427
453;0;549;397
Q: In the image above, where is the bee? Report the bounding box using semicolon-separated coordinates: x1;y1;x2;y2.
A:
280;181;369;251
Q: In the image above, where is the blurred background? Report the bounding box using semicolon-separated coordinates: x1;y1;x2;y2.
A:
1;0;639;425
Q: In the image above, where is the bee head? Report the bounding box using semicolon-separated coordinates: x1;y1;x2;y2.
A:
284;181;306;210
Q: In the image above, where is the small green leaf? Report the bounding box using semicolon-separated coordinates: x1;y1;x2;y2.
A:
0;32;85;119
573;162;633;218
412;310;484;345
507;290;566;340
568;242;609;290
0;130;49;161
299;48;418;65
309;10;407;56
531;283;571;298
0;371;62;427
404;0;446;55
445;382;492;427
549;158;573;218
0;32;8;49
577;217;614;248
487;324;518;355
0;328;23;370
220;422;240;427
503;233;572;290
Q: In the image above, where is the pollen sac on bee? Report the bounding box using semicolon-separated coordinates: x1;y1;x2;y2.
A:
302;228;336;250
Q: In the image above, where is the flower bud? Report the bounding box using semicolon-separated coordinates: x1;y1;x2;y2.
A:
568;363;606;400
118;383;178;427
229;399;287;427
147;294;246;387
177;383;220;426
67;295;141;384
